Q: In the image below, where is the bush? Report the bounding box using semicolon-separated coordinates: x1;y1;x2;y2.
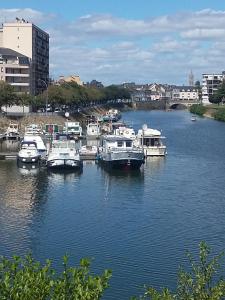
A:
0;255;111;299
190;104;207;116
134;242;225;300
214;108;225;122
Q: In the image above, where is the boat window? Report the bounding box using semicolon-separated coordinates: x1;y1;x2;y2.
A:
126;141;132;147
117;141;123;147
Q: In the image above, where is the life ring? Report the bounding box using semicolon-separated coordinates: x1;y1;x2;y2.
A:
125;130;129;134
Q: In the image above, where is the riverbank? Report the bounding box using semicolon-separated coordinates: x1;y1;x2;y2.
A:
190;104;225;121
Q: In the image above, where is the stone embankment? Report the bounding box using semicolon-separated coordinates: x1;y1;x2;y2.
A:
0;106;110;134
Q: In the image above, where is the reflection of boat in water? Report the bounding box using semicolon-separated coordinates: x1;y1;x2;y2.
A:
144;156;166;176
17;161;40;176
47;168;83;183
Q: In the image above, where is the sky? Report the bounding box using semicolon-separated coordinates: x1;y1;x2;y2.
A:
1;0;225;85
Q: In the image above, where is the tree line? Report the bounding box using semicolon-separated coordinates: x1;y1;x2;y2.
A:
0;81;131;110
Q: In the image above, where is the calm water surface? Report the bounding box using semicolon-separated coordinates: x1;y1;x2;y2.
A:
0;110;225;299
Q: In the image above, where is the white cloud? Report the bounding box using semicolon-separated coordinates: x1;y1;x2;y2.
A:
1;7;225;84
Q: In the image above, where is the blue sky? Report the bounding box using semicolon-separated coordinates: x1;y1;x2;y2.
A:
1;0;225;85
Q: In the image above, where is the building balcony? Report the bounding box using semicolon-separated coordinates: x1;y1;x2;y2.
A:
5;73;29;77
10;83;30;86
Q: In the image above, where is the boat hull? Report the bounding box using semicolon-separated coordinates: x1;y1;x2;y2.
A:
47;159;83;170
100;159;144;170
98;151;144;170
143;146;167;156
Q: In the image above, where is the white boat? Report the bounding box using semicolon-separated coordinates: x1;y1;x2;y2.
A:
5;123;20;139
47;140;82;169
64;121;82;138
79;145;98;159
23;135;47;158
136;125;166;156
17;141;40;163
86;123;101;138
98;135;144;169
191;116;197;121
114;126;136;140
24;124;43;136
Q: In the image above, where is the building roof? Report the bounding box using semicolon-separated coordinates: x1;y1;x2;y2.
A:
0;47;27;58
174;86;198;91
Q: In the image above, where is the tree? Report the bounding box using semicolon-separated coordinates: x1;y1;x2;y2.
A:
209;82;225;105
0;81;17;108
135;242;225;300
0;255;111;299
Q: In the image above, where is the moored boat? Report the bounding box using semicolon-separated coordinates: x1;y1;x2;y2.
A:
98;135;144;169
86;123;101;138
47;140;82;169
5;123;20;139
136;125;166;156
17;141;40;163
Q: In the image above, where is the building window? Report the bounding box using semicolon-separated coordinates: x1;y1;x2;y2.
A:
117;141;123;147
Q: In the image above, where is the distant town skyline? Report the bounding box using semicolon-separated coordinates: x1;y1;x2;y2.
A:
1;0;225;85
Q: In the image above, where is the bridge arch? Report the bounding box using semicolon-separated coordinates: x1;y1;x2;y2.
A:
169;103;187;109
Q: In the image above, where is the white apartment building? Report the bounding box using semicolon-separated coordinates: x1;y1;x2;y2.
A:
202;73;225;105
172;86;199;101
0;18;49;95
0;47;31;93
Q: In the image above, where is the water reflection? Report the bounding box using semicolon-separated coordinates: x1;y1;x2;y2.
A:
0;139;20;152
47;168;83;184
17;161;40;176
144;156;166;176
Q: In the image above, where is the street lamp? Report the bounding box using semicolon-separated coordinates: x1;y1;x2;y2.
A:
38;79;48;115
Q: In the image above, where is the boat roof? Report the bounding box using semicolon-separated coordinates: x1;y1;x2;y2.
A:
103;135;133;142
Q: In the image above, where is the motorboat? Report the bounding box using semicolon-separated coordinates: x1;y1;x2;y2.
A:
79;145;98;159
5;123;20;139
47;140;82;169
64;121;82;138
86;123;101;138
23;135;47;158
17;141;40;163
24;124;43;136
98;135;144;169
136;125;166;156
191;116;197;121
113;126;136;140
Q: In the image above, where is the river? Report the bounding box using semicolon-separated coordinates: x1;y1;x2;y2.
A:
0;110;225;299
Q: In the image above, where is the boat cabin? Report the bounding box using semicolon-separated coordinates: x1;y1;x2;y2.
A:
64;122;82;136
101;135;134;152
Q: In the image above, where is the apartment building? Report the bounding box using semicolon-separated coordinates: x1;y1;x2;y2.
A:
202;73;225;104
0;18;49;95
0;47;31;93
172;86;199;101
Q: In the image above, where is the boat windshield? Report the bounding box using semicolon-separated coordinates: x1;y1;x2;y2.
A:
52;141;75;149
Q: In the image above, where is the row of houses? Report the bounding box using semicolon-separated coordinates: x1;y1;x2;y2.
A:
121;83;200;103
123;70;225;104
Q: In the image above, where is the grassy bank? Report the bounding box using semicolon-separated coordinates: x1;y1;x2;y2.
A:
190;104;225;122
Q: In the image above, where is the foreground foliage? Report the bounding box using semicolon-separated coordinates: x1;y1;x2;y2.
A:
190;104;207;116
134;242;225;300
0;255;111;299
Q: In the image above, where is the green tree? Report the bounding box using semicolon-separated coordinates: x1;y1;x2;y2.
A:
135;242;225;300
209;82;225;105
0;81;17;108
0;255;111;299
